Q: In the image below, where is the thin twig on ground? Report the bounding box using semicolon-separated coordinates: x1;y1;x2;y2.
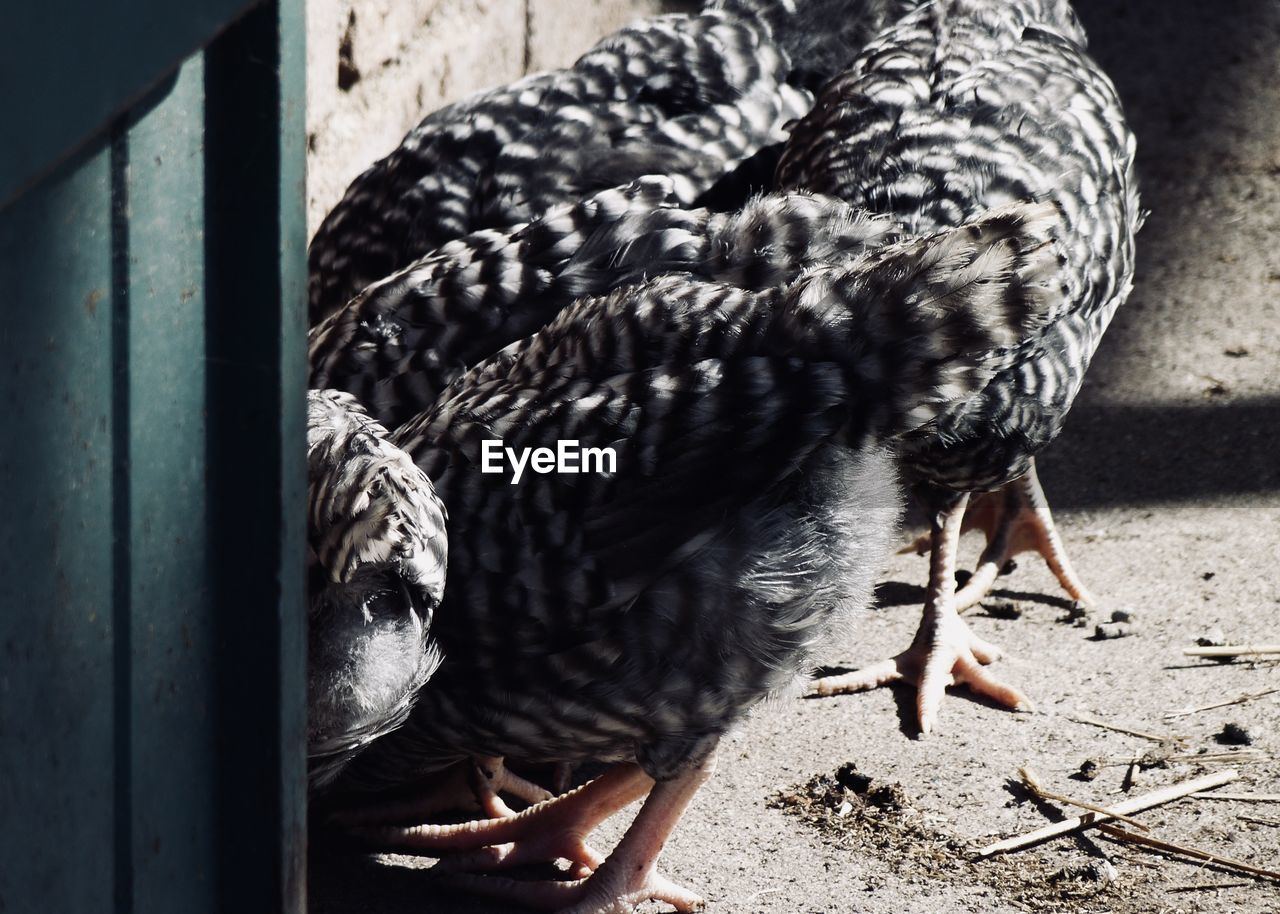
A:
1164;687;1280;719
1192;792;1280;803
1097;749;1268;767
1098;824;1280;882
1182;645;1280;659
975;770;1238;858
1018;766;1150;830
1165;881;1252;893
1069;712;1186;743
1165;750;1269;764
1239;815;1280;827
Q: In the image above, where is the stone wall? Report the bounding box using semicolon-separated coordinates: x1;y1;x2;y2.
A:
306;0;679;235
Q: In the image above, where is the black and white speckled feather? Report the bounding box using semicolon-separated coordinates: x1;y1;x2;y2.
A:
776;0;1141;491
306;390;448;791
307;0;893;324
309;177;903;429
331;203;1062;794
713;0;913;89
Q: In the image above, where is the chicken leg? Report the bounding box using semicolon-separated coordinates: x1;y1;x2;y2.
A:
811;490;1031;734
348;756;710;911
439;754;714;914
951;461;1095;611
329;755;554;826
899;461;1094;612
347;763;649;873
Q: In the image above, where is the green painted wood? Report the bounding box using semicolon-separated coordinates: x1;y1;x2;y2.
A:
0;1;306;910
278;0;311;902
0;0;258;207
0;134;117;914
120;58;219;914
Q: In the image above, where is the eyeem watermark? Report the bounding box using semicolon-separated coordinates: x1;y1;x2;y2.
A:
481;439;617;484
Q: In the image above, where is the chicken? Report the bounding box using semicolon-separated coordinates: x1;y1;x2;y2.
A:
307;390;556;818
307;0;892;324
326;204;1063;913
775;0;1141;732
305;389;448;792
309;176;901;429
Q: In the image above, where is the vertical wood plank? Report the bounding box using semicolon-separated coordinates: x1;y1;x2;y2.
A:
0;139;116;914
204;0;308;909
0;2;307;911
121;58;219;914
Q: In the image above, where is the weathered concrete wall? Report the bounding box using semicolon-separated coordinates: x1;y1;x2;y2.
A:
306;0;674;235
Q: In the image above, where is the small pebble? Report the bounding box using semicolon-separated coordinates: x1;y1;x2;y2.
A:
1076;758;1102;781
1138;749;1170;770
1094;621;1133;640
836;800;853;818
1110;608;1135;623
1217;722;1254;746
984;600;1024;620
1195;627;1227;647
834;761;872;794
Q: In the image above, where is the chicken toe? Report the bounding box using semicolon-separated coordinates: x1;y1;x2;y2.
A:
349;763;651;877
812;491;1032;733
953;461;1095;611
434;756;712;914
327;755;555;826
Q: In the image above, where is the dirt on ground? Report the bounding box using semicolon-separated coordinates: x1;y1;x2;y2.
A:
308;0;1280;911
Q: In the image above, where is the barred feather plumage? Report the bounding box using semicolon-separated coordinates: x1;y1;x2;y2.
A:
306;390;448;791
776;0;1141;491
309;177;902;429
307;0;891;324
713;0;913;89
333;204;1061;793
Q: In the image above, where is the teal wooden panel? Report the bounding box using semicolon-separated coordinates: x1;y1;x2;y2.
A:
278;0;311;900
121;58;219;914
0;134;117;914
0;0;257;206
0;1;307;911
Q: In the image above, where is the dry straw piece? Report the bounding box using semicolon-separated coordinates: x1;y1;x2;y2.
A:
1018;766;1150;830
1098;824;1280;882
1239;815;1280;827
1068;712;1186;743
1163;686;1280;719
1182;644;1280;658
976;769;1238;858
1192;792;1280;803
1165;881;1253;893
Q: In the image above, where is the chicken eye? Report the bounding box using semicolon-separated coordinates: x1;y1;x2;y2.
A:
361;589;400;621
362;582;416;621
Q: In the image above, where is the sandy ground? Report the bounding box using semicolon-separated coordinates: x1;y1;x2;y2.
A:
308;1;1280;911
